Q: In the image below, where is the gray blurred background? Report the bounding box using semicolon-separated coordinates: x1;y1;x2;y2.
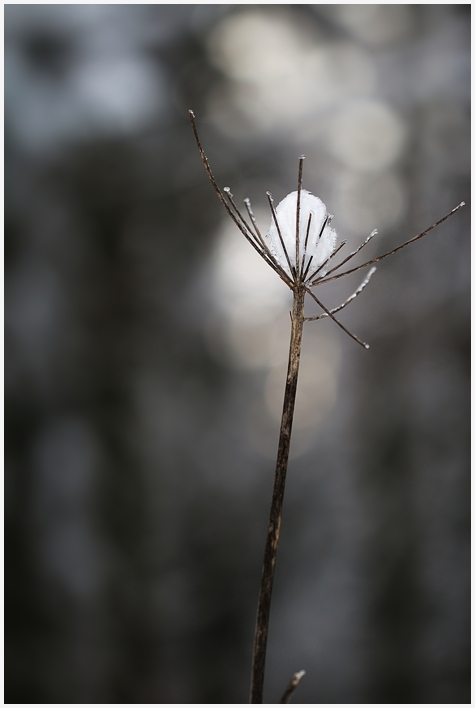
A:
5;5;470;704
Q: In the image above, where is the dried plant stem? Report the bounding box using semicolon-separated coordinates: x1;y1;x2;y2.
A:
188;109;465;705
280;670;306;704
250;285;306;704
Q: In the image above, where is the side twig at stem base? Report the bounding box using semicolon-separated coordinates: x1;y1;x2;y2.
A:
250;285;306;704
280;670;306;704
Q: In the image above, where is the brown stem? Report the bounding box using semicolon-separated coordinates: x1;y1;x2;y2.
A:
280;670;306;703
250;285;306;704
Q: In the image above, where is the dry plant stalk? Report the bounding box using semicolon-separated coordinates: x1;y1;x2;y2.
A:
189;109;464;704
280;670;306;704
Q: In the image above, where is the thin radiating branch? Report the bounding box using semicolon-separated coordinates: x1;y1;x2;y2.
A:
223;187;291;284
244;198;269;252
267;191;297;280
223;187;283;272
324;229;378;277
313;202;465;286
189;111;293;289
223;187;262;248
302;212;332;283
300;212;313;280
280;670;306;704
305;267;376;321
189;110;242;227
305;287;369;348
296;156;304;279
242;197;296;287
227;194;292;287
306;238;347;285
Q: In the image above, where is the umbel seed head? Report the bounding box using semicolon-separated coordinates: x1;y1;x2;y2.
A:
188;108;465;349
266;190;336;282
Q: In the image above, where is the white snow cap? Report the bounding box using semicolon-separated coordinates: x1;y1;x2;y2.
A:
265;190;337;281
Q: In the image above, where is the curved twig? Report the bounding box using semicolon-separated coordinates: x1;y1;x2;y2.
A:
305;267;376;321
305;287;369;349
312;202;465;287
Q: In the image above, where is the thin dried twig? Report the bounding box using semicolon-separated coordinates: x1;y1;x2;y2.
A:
324;229;378;277
300;212;313;279
244;198;272;255
305;267;376;321
305;287;369;349
312;202;465;286
280;670;306;704
189;110;293;288
295;156;304;277
306;236;346;284
267;191;297;279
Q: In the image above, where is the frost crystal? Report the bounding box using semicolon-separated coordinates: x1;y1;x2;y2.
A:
265;190;337;281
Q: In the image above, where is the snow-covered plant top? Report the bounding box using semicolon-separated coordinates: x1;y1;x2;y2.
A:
265;189;337;282
189;109;464;347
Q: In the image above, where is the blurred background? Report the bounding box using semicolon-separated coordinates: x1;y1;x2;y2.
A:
5;5;470;704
